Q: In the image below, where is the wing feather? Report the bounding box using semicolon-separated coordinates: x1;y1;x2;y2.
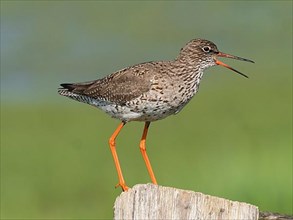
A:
61;62;157;105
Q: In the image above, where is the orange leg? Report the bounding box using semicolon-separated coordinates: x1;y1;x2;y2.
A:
108;122;129;191
139;122;158;184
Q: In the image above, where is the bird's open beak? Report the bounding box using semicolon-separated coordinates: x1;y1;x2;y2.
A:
215;52;254;78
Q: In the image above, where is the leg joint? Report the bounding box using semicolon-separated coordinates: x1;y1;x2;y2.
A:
109;138;115;147
139;139;146;151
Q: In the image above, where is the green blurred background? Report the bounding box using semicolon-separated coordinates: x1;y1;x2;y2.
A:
1;1;292;219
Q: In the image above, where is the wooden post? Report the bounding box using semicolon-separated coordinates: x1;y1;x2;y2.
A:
114;184;259;220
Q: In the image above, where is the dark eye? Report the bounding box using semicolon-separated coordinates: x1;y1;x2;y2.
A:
202;46;211;53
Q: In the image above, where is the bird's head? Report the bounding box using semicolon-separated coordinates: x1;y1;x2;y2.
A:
178;38;254;78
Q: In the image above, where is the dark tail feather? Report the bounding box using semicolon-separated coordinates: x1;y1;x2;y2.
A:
60;83;75;91
58;81;97;104
58;81;96;95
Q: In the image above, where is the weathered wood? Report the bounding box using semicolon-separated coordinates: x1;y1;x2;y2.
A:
259;211;293;220
114;184;259;220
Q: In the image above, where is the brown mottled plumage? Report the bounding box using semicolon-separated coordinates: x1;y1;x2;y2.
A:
58;38;254;191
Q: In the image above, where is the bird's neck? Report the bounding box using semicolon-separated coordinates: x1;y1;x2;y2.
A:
173;57;204;80
169;58;205;99
175;52;200;67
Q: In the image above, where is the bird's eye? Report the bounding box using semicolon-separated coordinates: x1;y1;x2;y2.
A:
202;46;211;53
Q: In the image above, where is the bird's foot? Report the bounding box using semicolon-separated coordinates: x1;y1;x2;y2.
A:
115;182;129;191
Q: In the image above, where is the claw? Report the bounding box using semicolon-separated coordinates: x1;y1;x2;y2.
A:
115;182;129;191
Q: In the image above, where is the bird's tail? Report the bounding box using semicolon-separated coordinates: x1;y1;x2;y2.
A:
58;83;90;106
58;81;99;106
58;83;78;97
58;81;96;95
59;83;76;91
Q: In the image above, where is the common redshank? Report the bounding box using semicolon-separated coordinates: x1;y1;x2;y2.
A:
58;38;254;191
